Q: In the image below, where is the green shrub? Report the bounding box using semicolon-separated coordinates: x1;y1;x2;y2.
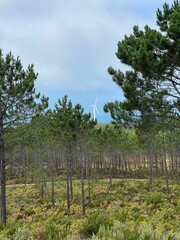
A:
145;192;164;205
66;235;82;240
79;212;113;237
111;209;128;223
136;180;151;191
163;211;175;221
139;225;162;240
13;227;33;240
3;221;23;236
92;221;140;240
92;221;179;240
45;221;60;240
0;235;8;240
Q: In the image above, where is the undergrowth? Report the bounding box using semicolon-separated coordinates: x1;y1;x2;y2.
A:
0;179;179;239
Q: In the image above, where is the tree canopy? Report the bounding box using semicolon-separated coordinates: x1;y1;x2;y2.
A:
104;1;180;129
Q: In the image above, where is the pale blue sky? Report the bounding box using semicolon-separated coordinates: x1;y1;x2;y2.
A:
0;0;174;122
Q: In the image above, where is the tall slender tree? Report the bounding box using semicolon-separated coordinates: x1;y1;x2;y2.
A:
0;50;48;225
51;95;95;213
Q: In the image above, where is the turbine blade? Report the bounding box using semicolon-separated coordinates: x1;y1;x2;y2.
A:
95;105;99;115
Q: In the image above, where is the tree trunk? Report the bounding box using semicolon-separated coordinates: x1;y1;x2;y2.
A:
51;172;55;206
148;149;153;187
40;160;45;199
50;153;55;206
66;149;70;214
81;153;85;216
154;154;159;178
87;154;91;206
0;108;6;225
69;155;73;201
162;130;170;193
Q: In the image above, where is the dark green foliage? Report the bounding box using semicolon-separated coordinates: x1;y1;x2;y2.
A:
48;95;95;145
105;1;180;130
0;50;48;126
45;221;60;240
111;209;128;223
79;211;114;237
145;192;164;205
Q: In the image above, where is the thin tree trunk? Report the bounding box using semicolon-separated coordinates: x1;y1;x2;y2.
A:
69;154;73;201
87;155;91;206
162;130;170;193
51;172;55;206
175;155;179;182
50;152;55;206
66;149;70;214
40;160;45;199
0;107;6;225
148;149;153;187
154;154;159;178
121;152;124;181
81;153;85;216
9;153;13;180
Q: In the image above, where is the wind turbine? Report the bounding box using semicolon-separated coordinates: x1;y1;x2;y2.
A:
90;97;99;121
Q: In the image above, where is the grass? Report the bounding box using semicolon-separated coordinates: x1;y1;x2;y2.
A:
1;179;180;239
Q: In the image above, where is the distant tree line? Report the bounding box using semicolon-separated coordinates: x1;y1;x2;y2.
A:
4;99;180;214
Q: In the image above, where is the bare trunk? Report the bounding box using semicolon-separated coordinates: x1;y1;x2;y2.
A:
66;149;70;214
154;154;159;178
40;160;45;199
69;157;73;201
81;154;85;216
51;173;55;206
148;149;153;187
50;153;55;206
162;131;170;193
87;155;91;206
0;106;6;225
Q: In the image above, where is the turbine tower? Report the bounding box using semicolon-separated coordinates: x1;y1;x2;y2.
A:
90;97;99;121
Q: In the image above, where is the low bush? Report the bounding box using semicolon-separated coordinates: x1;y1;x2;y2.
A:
45;221;60;240
111;209;128;223
145;192;164;205
92;221;140;240
13;227;34;240
92;221;179;240
79;212;113;237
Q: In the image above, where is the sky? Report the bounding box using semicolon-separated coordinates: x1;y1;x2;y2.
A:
0;0;174;122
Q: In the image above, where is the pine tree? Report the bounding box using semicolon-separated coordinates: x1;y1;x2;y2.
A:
105;1;180;128
0;50;48;225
